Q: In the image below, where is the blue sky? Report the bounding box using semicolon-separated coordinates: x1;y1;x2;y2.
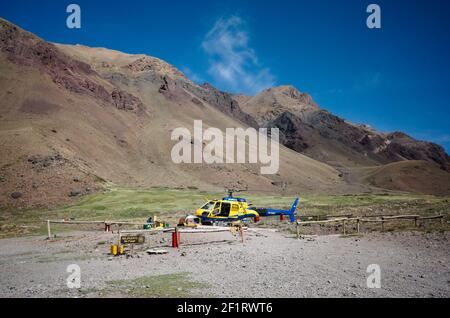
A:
1;0;449;151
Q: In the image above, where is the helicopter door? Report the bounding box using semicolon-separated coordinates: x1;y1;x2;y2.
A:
219;202;231;217
212;202;221;216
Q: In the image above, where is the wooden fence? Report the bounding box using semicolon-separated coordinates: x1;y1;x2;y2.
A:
45;220;246;247
45;219;156;238
295;214;444;239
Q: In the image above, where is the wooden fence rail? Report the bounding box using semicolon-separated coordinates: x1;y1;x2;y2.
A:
46;219;153;238
296;214;444;239
45;220;247;247
296;213;400;221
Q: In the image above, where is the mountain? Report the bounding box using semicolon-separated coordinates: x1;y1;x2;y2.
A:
239;86;450;171
0;18;449;209
0;18;346;208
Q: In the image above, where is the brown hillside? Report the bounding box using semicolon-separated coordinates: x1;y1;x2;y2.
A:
0;18;345;208
1;18;448;208
364;161;450;196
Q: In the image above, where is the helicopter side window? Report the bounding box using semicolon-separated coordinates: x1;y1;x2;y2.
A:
212;202;221;215
219;202;231;217
201;201;215;210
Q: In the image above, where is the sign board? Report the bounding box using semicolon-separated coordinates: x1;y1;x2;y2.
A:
120;234;145;245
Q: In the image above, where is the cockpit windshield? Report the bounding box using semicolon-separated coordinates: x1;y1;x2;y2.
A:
201;201;215;211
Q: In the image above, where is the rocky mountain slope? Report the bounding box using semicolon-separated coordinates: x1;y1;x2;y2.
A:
0;18;449;208
0;18;346;208
239;86;450;171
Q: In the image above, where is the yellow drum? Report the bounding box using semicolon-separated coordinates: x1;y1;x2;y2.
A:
111;245;118;256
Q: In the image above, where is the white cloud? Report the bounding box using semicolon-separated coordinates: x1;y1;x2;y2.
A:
202;15;275;95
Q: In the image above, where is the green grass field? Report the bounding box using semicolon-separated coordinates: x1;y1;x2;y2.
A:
1;186;449;237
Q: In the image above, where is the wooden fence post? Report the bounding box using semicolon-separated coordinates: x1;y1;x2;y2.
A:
342;219;346;235
414;216;418;227
47;220;51;239
381;217;385;232
356;218;360;234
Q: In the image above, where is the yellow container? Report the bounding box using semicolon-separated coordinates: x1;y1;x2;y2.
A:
119;245;124;255
111;245;118;256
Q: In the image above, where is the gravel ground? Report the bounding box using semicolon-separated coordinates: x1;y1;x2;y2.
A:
0;228;449;298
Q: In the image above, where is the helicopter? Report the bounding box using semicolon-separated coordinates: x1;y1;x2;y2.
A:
192;189;299;225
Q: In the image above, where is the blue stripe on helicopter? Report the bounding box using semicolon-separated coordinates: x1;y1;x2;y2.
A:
200;214;257;223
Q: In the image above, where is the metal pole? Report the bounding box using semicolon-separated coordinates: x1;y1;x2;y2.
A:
172;228;179;248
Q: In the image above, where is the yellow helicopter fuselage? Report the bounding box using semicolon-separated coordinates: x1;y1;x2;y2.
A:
195;198;259;221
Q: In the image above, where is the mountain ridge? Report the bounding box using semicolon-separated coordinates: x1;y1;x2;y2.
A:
0;18;449;209
52;37;450;170
0;18;349;208
238;85;450;171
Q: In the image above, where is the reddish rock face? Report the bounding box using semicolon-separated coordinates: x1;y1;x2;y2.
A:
111;89;144;112
124;56;185;77
1;20;95;92
181;82;259;128
0;19;145;114
264;107;450;171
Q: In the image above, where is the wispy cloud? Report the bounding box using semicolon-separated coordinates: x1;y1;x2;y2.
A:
353;72;382;92
202;15;275;95
181;66;204;84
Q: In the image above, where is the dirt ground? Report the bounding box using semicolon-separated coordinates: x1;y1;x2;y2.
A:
0;227;449;298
